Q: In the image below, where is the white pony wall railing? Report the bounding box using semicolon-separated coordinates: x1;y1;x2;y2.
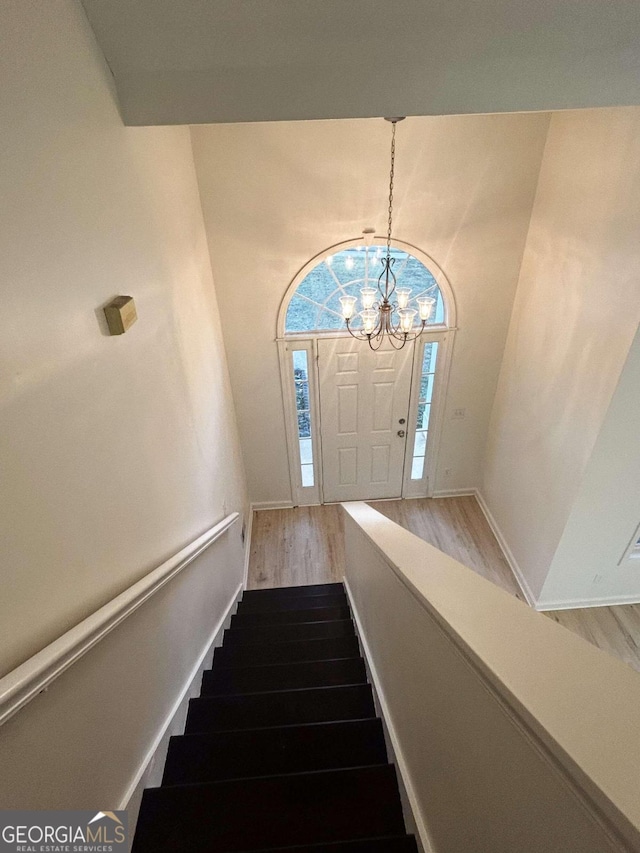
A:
0;512;243;814
342;501;640;853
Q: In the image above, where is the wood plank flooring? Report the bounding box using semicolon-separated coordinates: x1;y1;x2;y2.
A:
248;505;346;589
371;496;524;601
247;497;640;673
543;605;640;674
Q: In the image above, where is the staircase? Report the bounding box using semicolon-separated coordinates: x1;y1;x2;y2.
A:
133;582;418;852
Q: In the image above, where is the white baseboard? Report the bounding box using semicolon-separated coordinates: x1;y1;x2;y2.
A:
473;489;539;608
344;578;434;853
243;507;254;588
120;582;243;828
536;593;640;612
251;500;295;511
431;488;476;498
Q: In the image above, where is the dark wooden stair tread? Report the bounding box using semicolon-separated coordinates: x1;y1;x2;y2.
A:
186;683;376;733
231;605;351;627
237;592;348;613
162;718;387;785
242;583;345;599
237;837;419;852
222;619;355;646
213;635;360;667
133;765;405;852
133;582;417;852
202;657;366;695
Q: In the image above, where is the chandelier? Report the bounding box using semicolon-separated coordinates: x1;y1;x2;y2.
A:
340;117;434;350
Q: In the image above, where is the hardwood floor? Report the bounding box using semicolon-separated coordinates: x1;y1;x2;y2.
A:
543;605;640;674
247;497;640;673
371;496;525;601
248;505;346;589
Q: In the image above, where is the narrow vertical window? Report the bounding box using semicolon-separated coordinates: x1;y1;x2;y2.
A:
292;350;315;487
411;342;439;479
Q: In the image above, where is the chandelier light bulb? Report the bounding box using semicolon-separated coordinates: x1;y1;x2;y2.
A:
361;310;378;334
345;256;355;271
396;287;411;309
417;296;435;321
340;295;357;320
360;287;377;309
398;309;417;334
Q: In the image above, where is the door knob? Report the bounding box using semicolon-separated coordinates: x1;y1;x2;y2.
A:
397;430;405;437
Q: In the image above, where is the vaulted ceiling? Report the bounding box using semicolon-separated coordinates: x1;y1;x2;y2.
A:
81;0;640;126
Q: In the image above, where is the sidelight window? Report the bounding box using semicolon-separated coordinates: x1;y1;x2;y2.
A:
292;350;315;487
410;342;439;480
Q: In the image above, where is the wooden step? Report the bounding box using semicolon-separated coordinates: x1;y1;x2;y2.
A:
185;684;375;733
237;592;347;614
213;636;360;668
231;605;350;628
202;658;366;696
242;583;344;600
132;764;405;852
162;718;387;785
222;620;354;646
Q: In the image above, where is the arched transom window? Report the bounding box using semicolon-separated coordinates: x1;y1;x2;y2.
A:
285;244;446;335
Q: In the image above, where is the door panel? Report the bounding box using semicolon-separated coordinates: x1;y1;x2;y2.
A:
318;338;414;502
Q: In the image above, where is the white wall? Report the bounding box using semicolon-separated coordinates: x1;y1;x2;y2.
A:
482;107;640;602
0;0;248;676
538;325;640;608
0;0;248;809
191;114;549;504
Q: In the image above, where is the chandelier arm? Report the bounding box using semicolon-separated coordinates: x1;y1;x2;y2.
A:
386;333;408;350
367;333;386;351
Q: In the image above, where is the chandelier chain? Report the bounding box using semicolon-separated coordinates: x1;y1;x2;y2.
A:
386;120;396;258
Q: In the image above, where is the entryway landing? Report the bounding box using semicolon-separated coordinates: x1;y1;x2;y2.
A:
247;497;640;674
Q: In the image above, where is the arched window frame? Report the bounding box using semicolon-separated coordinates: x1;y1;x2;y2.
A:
276;238;457;506
277;238;457;339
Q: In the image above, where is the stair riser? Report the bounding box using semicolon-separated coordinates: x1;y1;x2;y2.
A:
162;718;387;785
237;593;347;613
185;685;375;733
202;658;366;695
213;636;360;667
231;605;350;627
133;765;404;852
223;620;355;646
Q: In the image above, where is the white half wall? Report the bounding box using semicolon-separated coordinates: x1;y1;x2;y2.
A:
482;107;640;602
191;114;549;504
342;502;640;853
0;528;244;813
0;0;248;675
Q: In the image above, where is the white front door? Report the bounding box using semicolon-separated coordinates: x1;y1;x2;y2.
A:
318;338;414;502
